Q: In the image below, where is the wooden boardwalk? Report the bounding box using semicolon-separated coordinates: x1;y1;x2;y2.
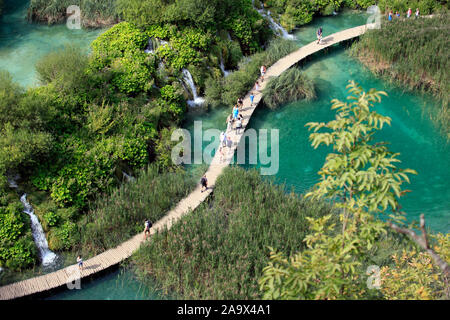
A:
0;24;373;300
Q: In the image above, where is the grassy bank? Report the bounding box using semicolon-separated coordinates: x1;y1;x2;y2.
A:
132;167;334;299
350;14;449;138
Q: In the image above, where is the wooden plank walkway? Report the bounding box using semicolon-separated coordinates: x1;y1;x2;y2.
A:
0;24;373;300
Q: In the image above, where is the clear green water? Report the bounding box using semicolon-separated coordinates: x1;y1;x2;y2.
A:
45;268;165;300
2;8;447;299
0;0;104;87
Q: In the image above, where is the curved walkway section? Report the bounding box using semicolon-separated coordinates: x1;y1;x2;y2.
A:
0;23;373;300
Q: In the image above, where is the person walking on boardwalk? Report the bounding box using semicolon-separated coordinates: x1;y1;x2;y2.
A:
407;8;412;18
201;175;208;193
226;135;233;152
143;219;152;240
415;8;419;18
388;10;393;21
220;131;226;147
232;105;239;120
250;93;255;106
237;97;243;108
316;27;323;44
218;145;225;163
254;81;260;92
77;255;83;271
235;117;242;134
260;65;266;82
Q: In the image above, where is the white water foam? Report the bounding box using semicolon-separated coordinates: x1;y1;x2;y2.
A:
20;194;57;267
253;2;295;40
182;69;205;107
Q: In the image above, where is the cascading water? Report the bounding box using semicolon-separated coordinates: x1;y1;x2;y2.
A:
144;38;154;54
122;171;136;182
253;1;295;40
144;38;169;54
182;69;205;107
220;55;230;77
20;194;57;267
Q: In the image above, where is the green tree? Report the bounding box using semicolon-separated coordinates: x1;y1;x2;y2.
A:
259;81;418;299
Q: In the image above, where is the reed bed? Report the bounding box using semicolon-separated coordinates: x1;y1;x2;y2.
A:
351;14;449;138
28;0;119;26
262;67;315;109
77;165;199;256
132;166;333;299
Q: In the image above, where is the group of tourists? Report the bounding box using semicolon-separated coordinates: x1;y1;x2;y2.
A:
388;8;419;21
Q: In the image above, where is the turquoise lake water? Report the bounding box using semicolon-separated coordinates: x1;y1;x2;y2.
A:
1;4;447;299
45;268;166;300
0;0;104;87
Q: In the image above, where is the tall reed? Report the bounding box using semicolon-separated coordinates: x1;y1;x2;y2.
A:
262;67;315;109
351;14;449;138
132;166;333;299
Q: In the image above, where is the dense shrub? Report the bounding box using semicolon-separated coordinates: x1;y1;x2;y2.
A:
0;202;37;270
48;221;80;251
262;67;315;109
90;22;155;94
118;0;272;55
132;167;333;299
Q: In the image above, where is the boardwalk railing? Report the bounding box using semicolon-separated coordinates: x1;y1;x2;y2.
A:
0;24;373;300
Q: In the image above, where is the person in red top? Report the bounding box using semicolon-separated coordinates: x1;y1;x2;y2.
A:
407;8;412;18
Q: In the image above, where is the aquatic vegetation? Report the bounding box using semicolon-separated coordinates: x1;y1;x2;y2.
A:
132;166;334;299
351;13;450;138
29;0;119;26
262;67;316;109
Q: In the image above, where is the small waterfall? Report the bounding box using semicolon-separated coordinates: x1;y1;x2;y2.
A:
122;171;136;182
253;2;295;40
7;174;19;189
144;38;169;54
20;194;57;267
144;38;154;54
182;69;205;107
220;54;230;77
